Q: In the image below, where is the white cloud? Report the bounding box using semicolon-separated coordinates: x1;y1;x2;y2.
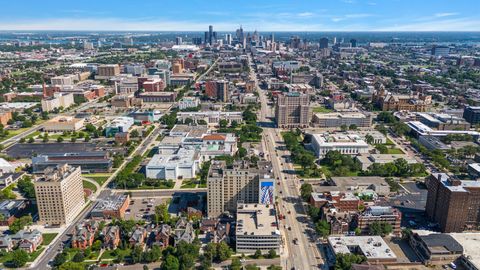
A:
297;12;314;18
434;12;459;17
378;17;480;31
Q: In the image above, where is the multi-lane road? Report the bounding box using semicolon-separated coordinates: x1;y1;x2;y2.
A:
249;54;323;270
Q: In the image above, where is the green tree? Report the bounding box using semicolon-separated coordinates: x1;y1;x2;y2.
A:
28;137;34;143
92;239;102;251
377;112;396;123
52;252;68;267
130;129;140;138
238;147;247;158
253;249;262;259
17;176;36;199
59;262;84;270
267;249;277;259
19;137;26;143
42;133;49;142
334;253;366;270
375;144;388;154
84;134;91;142
300;183;313;201
72;252;85;262
70;137;76;142
219;119;228;128
85;123;96;132
315;220;331;238
9;215;33;233
340;124;348;132
162;254;180;270
230;257;242;270
153;203;170;224
349;124;358;130
365;134;374;145
57;136;64;142
216;242;232;262
10;249;29;268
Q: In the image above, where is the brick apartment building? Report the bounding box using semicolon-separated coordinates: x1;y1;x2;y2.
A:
426;173;480;232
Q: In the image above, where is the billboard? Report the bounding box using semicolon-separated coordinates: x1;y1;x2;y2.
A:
260;180;274;205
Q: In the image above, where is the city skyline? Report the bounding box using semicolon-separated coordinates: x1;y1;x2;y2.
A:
0;0;479;32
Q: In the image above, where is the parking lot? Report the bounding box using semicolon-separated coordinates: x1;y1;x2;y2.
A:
124;197;168;221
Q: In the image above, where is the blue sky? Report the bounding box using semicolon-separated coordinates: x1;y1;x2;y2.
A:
0;0;479;31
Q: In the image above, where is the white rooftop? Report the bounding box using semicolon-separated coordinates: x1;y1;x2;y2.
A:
328;236;397;260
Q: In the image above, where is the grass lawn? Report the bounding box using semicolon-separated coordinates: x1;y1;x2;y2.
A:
42;233;58;245
181;179;197;189
385;138;395;145
387;148;404;154
82;174;111;186
83;180;97;193
28;247;45;261
312;106;333;113
132;183;174;190
25;131;42;139
198;183;207;188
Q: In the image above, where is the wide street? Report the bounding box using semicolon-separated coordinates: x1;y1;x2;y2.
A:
249;55;323;270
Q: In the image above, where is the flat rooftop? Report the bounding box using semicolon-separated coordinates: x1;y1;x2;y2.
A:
92;194;128;212
450;233;480;270
236;204;280;237
312;133;368;147
315;112;368;119
328;236;397;260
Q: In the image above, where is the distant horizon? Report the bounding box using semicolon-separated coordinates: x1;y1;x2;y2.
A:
1;0;479;32
1;30;480;33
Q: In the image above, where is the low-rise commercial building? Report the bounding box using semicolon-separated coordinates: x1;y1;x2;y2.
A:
178;97;200;110
408;232;463;264
235;203;281;254
309;191;360;211
327;236;397;263
146;148;199;180
138;91;177;102
177;111;243;126
32;152;112;173
356;154;417;171
353;206;402;236
105;117;134;137
312;112;372;128
43;116;85;132
90;194;130;220
41;93;74;112
311;133;369;158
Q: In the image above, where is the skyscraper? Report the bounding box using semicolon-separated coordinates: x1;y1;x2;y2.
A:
236;26;244;42
225;34;232;45
204;25;217;45
350;38;357;47
175;36;183;45
320;37;329;49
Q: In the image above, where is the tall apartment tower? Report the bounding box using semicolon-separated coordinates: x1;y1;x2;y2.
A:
425;173;480;232
216;80;228;102
275;92;311;128
205;80;228;102
207;160;272;217
34;164;85;225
